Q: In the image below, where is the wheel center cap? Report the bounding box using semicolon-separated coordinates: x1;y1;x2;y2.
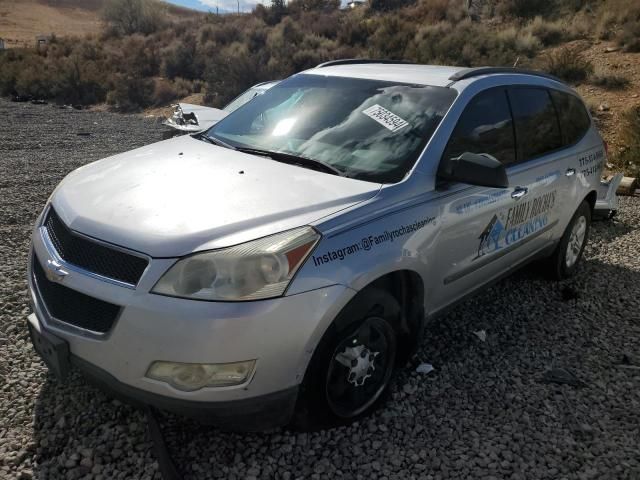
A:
336;344;379;387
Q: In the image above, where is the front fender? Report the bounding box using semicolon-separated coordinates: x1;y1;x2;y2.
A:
287;204;440;300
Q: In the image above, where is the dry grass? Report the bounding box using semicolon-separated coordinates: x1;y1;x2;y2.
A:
0;0;102;47
543;45;593;83
613;106;640;177
0;0;200;48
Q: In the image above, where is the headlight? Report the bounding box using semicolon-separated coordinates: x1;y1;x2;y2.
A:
152;227;320;301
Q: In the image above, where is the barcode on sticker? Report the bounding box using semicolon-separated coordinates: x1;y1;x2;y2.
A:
362;104;409;132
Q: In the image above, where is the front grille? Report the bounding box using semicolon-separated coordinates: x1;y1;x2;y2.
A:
44;208;148;285
32;257;121;334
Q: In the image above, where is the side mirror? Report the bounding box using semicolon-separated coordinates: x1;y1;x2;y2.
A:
438;152;509;189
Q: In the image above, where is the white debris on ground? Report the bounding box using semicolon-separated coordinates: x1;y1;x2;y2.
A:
472;330;487;342
415;363;435;375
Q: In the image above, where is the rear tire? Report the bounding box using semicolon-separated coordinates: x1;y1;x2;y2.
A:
292;288;399;431
546;201;591;279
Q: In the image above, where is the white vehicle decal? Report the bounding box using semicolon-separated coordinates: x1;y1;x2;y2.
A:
362;104;409;132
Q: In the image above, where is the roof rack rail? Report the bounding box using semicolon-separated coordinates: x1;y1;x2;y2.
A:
316;59;416;68
448;67;562;83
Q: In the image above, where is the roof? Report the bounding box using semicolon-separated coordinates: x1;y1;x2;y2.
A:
304;61;565;88
305;63;466;88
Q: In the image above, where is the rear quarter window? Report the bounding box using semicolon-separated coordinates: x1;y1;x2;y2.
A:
549;90;591;146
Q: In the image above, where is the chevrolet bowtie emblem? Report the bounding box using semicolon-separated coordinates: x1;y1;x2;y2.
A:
45;259;69;282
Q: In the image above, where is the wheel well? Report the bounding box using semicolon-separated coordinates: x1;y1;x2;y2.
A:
368;271;425;364
585;190;597;213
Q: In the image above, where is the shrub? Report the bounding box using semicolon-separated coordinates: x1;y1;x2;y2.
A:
106;74;154;111
102;0;166;36
524;16;565;46
152;79;178;105
162;39;201;80
51;56;107;104
613;106;640;177
337;13;368;46
288;0;340;13
411;0;464;23
368;0;415;12
543;45;593;82
204;46;275;107
14;57;55;99
617;21;640;52
589;73;630;90
498;0;553;19
596;0;640;50
367;16;415;59
409;20;542;66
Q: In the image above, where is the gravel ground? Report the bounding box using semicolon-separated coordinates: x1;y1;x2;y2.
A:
1;98;639;480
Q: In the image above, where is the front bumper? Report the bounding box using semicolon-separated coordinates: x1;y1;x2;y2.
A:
28;314;297;430
28;224;355;428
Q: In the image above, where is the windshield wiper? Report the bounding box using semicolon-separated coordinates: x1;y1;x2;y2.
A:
193;133;236;150
235;147;346;177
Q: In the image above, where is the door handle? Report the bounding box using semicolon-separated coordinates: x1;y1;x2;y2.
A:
511;187;528;199
566;168;576;177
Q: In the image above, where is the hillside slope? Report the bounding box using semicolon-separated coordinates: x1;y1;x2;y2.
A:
0;0;200;48
0;0;101;47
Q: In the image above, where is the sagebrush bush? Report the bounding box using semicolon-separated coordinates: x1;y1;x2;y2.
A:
589;73;630;90
102;0;166;36
543;45;593;82
367;16;415;59
524;16;565;46
106;74;154;111
617;21;640;52
614;106;640;177
409;20;541;66
596;0;640;50
152;79;178;106
497;0;553;19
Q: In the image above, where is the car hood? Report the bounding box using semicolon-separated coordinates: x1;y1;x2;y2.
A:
51;136;381;257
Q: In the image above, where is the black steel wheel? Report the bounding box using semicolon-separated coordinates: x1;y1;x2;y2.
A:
325;316;396;418
293;287;400;430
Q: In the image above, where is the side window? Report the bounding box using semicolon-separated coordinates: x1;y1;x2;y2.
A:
549;89;591;146
442;88;516;166
508;88;562;161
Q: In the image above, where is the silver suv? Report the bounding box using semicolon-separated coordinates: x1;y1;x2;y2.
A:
27;61;605;430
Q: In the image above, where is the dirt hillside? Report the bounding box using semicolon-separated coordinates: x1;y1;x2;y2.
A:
0;0;199;48
572;41;640;159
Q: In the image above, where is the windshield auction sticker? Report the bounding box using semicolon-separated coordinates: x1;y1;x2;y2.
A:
362;105;409;132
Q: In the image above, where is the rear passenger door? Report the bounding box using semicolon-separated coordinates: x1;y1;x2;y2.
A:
506;86;570;243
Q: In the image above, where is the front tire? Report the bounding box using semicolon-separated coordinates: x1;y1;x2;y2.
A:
292;288;399;430
546;200;591;279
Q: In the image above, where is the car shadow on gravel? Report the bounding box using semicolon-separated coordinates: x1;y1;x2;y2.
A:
30;258;640;480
